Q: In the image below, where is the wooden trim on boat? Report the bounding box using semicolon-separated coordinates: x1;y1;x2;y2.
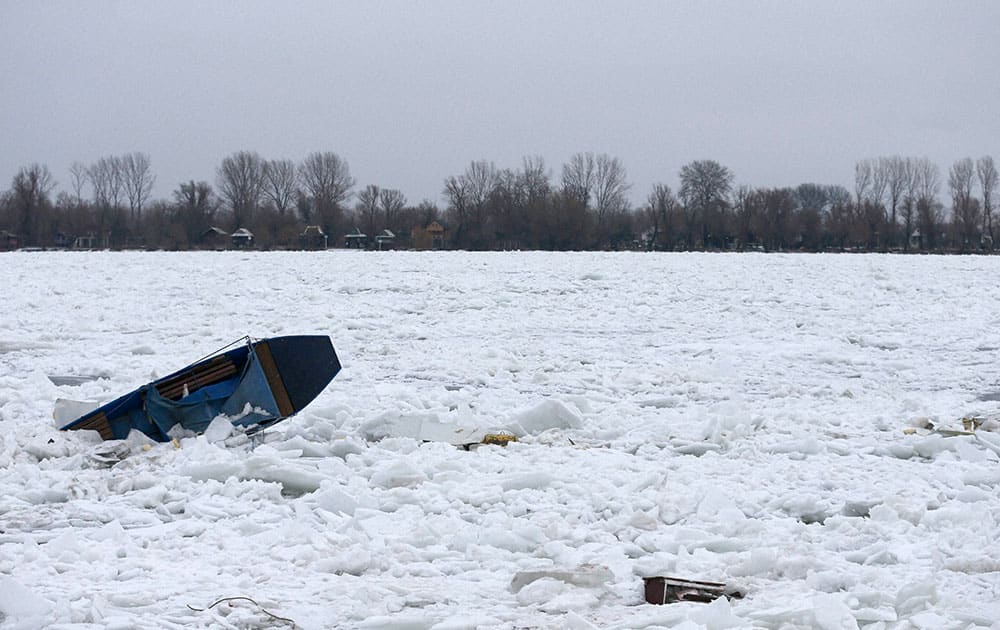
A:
71;412;114;440
156;356;238;400
254;341;295;417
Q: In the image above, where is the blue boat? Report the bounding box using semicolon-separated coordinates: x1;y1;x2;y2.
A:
60;336;341;441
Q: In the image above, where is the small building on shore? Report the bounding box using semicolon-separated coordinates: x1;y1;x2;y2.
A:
199;227;228;249
299;225;328;250
375;229;396;250
231;228;254;249
1;231;22;251
411;220;448;250
344;228;367;249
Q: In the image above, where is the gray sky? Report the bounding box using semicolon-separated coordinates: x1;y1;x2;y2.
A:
3;1;998;207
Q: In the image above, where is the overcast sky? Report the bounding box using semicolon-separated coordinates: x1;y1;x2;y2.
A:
3;1;998;207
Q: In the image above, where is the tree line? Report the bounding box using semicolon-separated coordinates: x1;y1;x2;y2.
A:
1;150;997;252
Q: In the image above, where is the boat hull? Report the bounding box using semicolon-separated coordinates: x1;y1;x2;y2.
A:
60;336;340;441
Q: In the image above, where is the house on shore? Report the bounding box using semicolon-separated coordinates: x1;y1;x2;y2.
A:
344;228;367;249
299;225;328;250
411;220;448;250
200;227;228;250
375;229;396;250
1;231;22;251
231;228;254;249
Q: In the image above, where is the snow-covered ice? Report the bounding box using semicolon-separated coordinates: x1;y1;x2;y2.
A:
2;251;1000;628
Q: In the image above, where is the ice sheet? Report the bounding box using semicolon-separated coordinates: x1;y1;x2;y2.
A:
2;251;999;628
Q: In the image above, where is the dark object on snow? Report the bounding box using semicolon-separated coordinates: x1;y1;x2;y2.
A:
643;576;744;605
60;336;340;442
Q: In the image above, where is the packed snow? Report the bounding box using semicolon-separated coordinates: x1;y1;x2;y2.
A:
2;251;1000;629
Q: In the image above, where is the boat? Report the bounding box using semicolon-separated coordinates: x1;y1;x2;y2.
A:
60;335;341;442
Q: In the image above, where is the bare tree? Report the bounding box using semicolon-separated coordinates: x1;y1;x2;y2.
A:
826;185;852;208
645;183;678;250
869;159;888;208
592;154;631;244
491;168;526;248
679;160;733;214
464;160;498;207
733;184;758;249
379;188;406;235
88;156;124;210
900;158;919;251
68;161;88;205
854;159;873;206
217;151;265;229
679;159;733;248
795;183;832;251
295;191;313;225
795;183;828;214
173;180;217;245
520;156;552;248
949;157;978;250
108;156;124;210
539;189;592;250
561;152;595;207
977;156;997;246
853;199;886;250
758;188;798;251
355;184;380;242
86;156;128;243
121;152;155;220
10;164;55;245
440;161;503;248
825;185;853;250
853;158;888;249
914;158;940;203
298;151;355;236
262;159;298;216
914;158;942;250
87;162;109;208
521;156;551;204
442;175;470;246
880;156;911;249
460;160;498;248
55;189;94;244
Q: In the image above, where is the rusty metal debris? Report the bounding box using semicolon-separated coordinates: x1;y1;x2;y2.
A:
481;432;518;446
643;576;744;605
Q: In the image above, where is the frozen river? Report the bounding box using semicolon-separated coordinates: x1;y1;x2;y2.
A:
1;251;999;628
